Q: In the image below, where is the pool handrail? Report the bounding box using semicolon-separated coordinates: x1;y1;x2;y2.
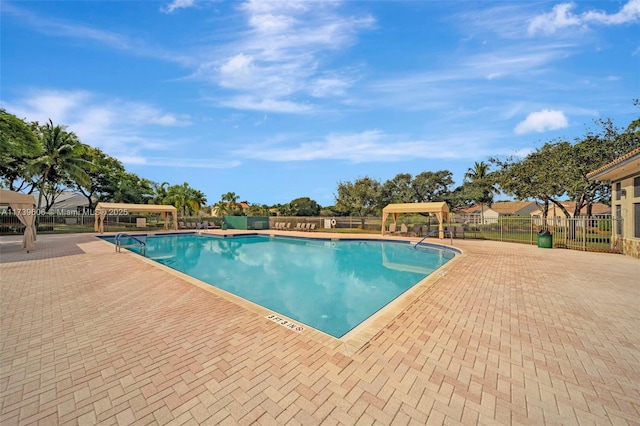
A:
115;233;146;255
415;229;453;248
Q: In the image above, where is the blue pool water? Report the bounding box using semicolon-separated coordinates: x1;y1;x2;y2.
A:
102;234;456;338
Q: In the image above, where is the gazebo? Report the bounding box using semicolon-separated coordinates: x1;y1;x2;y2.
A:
94;202;178;233
381;202;450;238
0;189;37;252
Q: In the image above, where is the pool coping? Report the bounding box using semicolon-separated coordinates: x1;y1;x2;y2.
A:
95;229;464;354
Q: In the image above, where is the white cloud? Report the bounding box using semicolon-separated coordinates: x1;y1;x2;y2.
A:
132;158;242;168
4;2;193;66
231;130;503;163
528;1;640;35
528;3;583;35
2;89;193;163
514;109;569;134
583;0;640;25
193;1;375;112
218;96;314;114
161;0;196;14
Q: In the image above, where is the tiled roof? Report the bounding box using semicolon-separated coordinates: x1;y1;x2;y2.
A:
587;147;640;178
491;201;536;214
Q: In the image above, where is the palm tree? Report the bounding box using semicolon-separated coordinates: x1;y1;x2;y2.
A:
150;181;169;205
464;161;496;225
164;183;207;216
220;192;241;215
30;120;89;211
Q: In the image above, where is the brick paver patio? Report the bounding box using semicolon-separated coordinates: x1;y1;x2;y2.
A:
1;232;639;425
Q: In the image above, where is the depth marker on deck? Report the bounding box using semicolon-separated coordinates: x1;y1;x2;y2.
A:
266;314;305;333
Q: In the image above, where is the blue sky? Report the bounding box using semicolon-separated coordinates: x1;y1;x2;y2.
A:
2;0;639;207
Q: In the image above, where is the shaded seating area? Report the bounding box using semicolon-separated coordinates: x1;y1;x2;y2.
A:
382;202;451;239
94;202;178;233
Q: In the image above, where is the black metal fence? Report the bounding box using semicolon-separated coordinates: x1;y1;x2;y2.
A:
0;212;622;253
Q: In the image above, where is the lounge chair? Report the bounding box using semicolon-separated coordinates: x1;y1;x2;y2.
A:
400;223;408;235
294;223;302;231
308;223;316;232
300;223;309;231
178;221;186;229
388;223;397;234
285;223;291;230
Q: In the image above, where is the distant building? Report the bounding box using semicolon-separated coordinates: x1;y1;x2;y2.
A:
588;147;640;259
33;191;93;213
529;201;611;226
455;201;537;224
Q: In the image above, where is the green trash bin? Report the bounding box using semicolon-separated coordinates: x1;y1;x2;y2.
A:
537;230;553;248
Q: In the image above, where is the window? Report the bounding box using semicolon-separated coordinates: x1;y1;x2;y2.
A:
615;182;622;200
635;203;640;238
616;205;622;235
634;177;640;198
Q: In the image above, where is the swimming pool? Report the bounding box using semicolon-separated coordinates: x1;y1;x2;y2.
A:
102;233;456;338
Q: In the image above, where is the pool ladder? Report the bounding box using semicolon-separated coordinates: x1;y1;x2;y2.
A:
414;229;453;248
115;233;146;256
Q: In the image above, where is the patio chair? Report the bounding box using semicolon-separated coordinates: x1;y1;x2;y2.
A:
400;223;408;235
388;223;397;234
294;223;302;231
308;223;316;232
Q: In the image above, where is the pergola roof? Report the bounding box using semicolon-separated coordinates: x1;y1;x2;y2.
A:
382;202;449;216
95;202;177;214
94;202;178;233
381;202;450;237
0;189;36;205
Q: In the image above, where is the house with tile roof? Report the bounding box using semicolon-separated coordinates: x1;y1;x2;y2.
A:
587;147;640;258
529;201;611;226
454;201;537;224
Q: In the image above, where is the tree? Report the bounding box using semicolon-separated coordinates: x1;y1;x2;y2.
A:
29;120;89;211
491;143;571;221
380;173;413;206
0;109;41;192
246;204;271;216
566;118;639;217
412;170;454;202
150;181;169;205
104;171;154;204
217;192;244;216
72;146;125;210
463;161;497;224
164;182;207;216
334;176;381;218
288;197;321;216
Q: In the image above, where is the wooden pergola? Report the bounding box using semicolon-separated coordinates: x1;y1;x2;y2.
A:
381;202;450;238
94;202;178;233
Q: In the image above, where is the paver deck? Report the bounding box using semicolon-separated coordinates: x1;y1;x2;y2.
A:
1;232;639;425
